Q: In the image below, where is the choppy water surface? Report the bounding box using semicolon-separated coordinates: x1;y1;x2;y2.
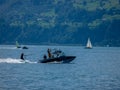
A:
0;45;120;90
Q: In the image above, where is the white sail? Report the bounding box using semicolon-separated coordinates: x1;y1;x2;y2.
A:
86;38;92;48
16;41;21;48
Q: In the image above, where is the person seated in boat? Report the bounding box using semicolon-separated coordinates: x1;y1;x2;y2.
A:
20;53;25;60
47;48;52;58
43;54;47;60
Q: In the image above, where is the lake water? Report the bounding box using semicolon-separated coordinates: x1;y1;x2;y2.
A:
0;45;120;90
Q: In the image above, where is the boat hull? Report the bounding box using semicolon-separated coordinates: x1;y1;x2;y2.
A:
38;56;76;63
85;47;92;49
22;46;28;49
17;46;21;48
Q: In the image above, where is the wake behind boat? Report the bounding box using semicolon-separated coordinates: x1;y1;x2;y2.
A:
19;59;36;63
38;49;76;63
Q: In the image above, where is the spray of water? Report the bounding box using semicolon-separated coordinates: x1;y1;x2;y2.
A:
0;58;37;63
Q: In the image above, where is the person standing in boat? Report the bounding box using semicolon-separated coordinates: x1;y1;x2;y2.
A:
47;48;52;58
20;53;25;60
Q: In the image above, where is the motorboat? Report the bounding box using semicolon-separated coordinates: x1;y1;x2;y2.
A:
38;49;76;63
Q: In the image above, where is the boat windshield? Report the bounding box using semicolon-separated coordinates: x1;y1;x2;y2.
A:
51;49;65;57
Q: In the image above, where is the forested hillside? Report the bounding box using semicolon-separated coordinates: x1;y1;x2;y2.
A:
0;0;120;46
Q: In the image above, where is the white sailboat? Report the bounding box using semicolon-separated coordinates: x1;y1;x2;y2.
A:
85;38;92;49
16;41;21;48
16;41;28;49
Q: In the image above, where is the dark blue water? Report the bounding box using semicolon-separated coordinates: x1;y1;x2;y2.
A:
0;45;120;90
